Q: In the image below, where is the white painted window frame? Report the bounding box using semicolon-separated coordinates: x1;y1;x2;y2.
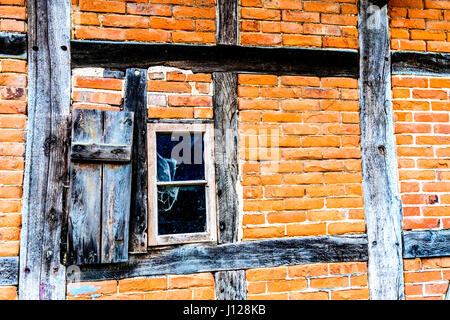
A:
147;123;217;247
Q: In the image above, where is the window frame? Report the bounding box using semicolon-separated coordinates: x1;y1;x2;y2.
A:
147;122;217;247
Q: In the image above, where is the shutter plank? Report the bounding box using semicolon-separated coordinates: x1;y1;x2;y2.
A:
68;109;103;265
71;143;131;162
101;111;134;263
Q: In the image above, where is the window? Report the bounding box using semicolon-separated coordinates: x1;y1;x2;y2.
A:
147;123;217;246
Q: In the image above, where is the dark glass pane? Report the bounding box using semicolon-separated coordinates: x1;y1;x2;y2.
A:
157;185;207;235
156;133;205;182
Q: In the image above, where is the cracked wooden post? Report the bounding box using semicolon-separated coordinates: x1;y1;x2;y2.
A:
214;0;246;300
19;0;71;300
358;0;405;300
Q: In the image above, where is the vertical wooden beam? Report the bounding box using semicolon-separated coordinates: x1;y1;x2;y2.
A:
215;1;243;298
214;73;239;244
215;270;246;300
213;72;246;299
358;1;405;300
19;0;71;300
124;68;149;253
216;0;239;45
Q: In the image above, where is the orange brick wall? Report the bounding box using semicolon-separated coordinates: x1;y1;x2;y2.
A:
72;68;124;111
389;0;450;299
67;272;215;300
1;0;448;302
404;257;450;300
246;262;368;300
147;67;213;119
239;74;365;240
393;75;450;230
239;0;358;49
0;59;25;258
0;1;26;33
71;0;216;44
389;0;450;53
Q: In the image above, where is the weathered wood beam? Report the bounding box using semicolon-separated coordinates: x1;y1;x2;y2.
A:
19;0;71;300
216;0;238;45
0;257;19;286
124;68;149;253
71;143;131;163
74;235;368;282
392;51;450;76
214;73;239;245
0;32;26;58
214;2;242;299
215;270;246;300
213;72;246;299
71;41;358;78
403;229;450;259
358;1;404;300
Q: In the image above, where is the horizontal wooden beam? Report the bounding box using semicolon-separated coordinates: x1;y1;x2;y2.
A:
72;41;450;78
0;257;19;286
392;51;450;76
71;143;131;163
71;41;358;78
403;229;450;259
0;33;26;58
74;235;368;281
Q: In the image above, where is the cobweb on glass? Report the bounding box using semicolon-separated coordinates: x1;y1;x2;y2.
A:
157;153;179;212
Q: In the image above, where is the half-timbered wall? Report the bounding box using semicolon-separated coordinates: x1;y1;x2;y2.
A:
0;0;26;300
65;67;369;300
1;0;449;301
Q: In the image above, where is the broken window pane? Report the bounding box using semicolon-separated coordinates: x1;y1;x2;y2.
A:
157;185;207;235
156;133;205;182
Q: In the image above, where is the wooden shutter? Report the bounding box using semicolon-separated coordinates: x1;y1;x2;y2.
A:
67;108;134;265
